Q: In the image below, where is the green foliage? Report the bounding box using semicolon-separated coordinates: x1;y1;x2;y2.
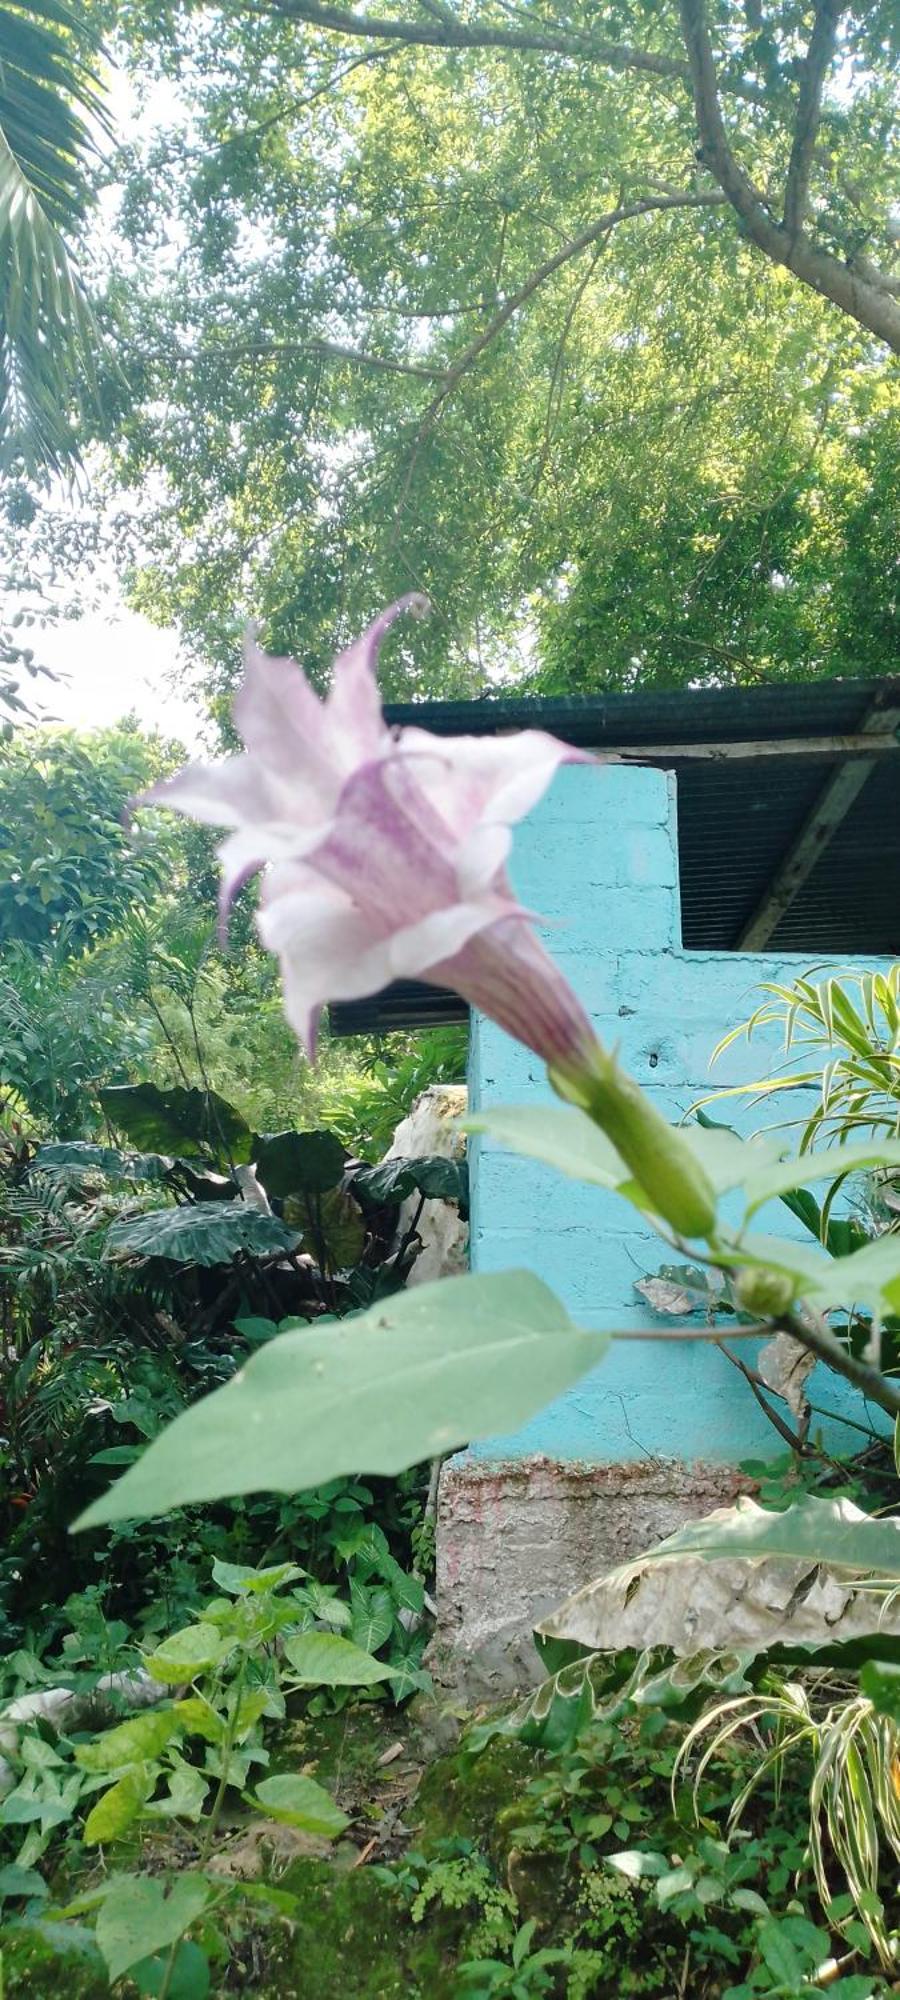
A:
75;1272;608;1527
104;1199;300;1268
351;1154;469;1217
387;1690;892;1998
0;1558;405;1991
100;1083;254;1168
706;965;900;1149
0;727;179;956
320;1029;468;1159
252;1127;346;1198
676;1680;900;1969
0;0;111;473
0;946;152;1134
75;0;898;709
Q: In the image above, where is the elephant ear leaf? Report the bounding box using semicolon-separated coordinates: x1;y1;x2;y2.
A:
104;1201;299;1267
100;1084;252;1165
350;1154;468;1216
252;1129;347;1199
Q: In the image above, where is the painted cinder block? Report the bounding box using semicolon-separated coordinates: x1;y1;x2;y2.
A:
469;762;891;1465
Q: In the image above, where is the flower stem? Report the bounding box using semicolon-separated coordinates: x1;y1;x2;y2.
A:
157;1657;248;2000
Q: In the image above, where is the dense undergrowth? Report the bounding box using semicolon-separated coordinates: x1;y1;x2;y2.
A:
1;1635;896;1998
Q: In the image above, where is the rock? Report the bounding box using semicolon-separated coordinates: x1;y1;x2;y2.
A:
383;1084;468;1286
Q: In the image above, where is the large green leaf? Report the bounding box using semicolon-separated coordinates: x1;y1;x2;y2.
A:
282;1631;393;1687
349;1154;468;1212
94;1875;211;1985
597;1495;900;1595
285;1185;366;1273
252;1128;346;1198
34;1141;173;1182
253;1773;348;1837
74;1271;609;1528
100;1084;252;1166
83;1767;153;1847
76;1711;182;1775
743;1140;900;1218
104;1200;299;1268
142;1622;233;1683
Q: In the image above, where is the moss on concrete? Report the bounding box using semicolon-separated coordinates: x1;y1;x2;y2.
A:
260;1859;455;2000
0;1923;108;1998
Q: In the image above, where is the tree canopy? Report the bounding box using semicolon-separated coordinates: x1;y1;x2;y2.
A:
59;1;900;699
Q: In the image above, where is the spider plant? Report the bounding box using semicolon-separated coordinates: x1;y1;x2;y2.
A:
674;1676;900;1969
699;965;900;1152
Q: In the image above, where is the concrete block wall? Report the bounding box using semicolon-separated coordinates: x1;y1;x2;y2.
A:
434;762;891;1692
468;761;887;1464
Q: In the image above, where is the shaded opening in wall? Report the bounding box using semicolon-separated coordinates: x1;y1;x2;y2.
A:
328;675;900;1037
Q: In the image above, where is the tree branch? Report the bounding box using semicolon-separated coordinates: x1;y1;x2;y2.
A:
163;336;447;380
678;0;900;352
262;0;693;80
783;0;846;239
427;189;728;411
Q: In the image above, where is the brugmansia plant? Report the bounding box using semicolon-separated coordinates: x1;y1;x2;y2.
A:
63;597;900;1961
76;598;900;1538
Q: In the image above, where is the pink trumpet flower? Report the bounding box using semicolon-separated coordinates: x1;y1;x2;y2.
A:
141;597;601;1077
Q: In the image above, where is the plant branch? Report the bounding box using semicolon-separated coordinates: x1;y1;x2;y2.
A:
439;191;727;390
717;1338;812;1453
775;1305;900;1421
678;0;900;352
783;0;846;239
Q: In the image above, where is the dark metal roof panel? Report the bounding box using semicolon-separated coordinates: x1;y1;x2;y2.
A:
383;677;900;748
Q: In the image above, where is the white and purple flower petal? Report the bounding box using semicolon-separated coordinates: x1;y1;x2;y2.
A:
142;598;601;1078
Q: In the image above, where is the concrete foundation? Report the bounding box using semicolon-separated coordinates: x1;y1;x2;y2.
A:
431;1454;752;1699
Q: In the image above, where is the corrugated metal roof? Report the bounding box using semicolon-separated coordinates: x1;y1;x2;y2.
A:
330;676;900;1036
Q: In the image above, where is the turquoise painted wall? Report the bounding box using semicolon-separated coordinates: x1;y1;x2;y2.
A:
469;762;890;1463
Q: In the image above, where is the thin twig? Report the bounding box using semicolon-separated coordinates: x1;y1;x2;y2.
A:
717;1339;812;1453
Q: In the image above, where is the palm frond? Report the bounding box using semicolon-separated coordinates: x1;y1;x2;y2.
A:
0;1;111;473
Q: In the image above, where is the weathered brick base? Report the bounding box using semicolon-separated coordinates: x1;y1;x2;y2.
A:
431;1454;752;1700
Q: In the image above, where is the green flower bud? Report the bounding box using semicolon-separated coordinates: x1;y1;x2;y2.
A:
553;1047;717;1240
733;1265;798;1317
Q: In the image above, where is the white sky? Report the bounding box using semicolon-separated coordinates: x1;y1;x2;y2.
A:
3;63;206;750
30;600;204;748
